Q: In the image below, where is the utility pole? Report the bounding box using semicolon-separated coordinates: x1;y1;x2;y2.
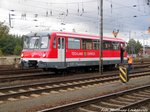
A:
9;13;11;28
99;0;103;74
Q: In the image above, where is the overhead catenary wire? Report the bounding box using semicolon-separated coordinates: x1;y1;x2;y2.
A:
1;0;150;35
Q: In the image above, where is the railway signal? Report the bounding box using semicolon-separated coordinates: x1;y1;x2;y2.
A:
9;10;15;28
112;29;119;38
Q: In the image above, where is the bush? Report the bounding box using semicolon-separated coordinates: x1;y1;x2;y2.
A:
13;44;22;55
0;49;3;56
0;35;22;56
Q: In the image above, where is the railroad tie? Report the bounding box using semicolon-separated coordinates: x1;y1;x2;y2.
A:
45;86;52;88
9;90;17;93
87;84;94;87
144;90;150;93
73;81;79;84
133;93;150;98
59;89;67;92
66;82;72;85
37;87;45;89
139;91;150;96
125;95;144;100
109;99;129;105
41;92;49;95
117;97;135;102
30;94;40;97
20;96;29;99
52;84;60;87
90;104;106;110
0;92;5;95
50;91;59;94
8;98;18;101
18;89;26;92
74;87;82;90
100;101;121;108
78;107;96;112
59;83;67;86
67;88;75;91
29;88;36;91
0;101;4;104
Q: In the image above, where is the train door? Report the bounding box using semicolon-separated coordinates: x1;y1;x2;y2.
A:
58;37;66;67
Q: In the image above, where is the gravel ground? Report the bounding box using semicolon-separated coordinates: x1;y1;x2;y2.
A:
0;75;149;112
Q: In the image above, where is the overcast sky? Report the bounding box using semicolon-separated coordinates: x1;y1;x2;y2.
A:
0;0;150;44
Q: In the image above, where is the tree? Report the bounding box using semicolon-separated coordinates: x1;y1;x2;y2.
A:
127;39;142;54
0;22;22;56
13;44;22;55
135;40;142;54
0;36;16;55
0;22;9;37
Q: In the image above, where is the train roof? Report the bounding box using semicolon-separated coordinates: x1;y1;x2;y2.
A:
24;31;125;42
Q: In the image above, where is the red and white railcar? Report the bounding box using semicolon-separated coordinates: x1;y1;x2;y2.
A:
21;31;127;71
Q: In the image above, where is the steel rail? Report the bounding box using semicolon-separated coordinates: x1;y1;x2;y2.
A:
0;71;149;103
0;66;150;83
38;85;150;112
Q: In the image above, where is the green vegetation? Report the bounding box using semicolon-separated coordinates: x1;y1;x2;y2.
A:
0;22;22;56
126;38;142;54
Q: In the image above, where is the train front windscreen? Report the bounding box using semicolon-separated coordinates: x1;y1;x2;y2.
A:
23;36;49;49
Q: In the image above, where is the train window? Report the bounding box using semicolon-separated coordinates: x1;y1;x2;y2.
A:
40;36;49;49
103;41;111;50
112;42;119;50
58;38;61;49
68;38;80;49
82;39;92;50
62;38;65;49
29;37;40;49
53;37;56;48
58;38;65;49
93;40;99;50
23;36;30;49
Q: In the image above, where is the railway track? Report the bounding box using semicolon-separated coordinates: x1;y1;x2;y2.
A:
0;68;43;75
0;67;149;83
0;63;150;75
0;70;149;104
39;84;150;112
0;72;53;83
0;62;150;83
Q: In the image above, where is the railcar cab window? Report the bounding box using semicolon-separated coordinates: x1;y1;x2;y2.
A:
23;36;30;49
68;38;80;49
40;36;49;49
29;37;40;49
103;41;111;50
23;36;49;49
112;42;119;50
82;39;92;50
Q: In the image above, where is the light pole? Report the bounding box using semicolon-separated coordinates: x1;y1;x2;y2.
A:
99;0;103;74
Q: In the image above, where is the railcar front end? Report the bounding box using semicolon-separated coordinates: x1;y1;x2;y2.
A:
21;32;55;70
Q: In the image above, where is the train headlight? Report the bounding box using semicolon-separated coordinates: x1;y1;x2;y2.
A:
21;53;24;58
42;53;46;58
